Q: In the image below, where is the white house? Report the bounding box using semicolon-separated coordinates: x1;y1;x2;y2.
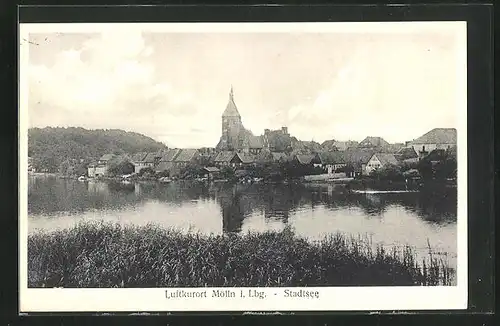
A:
87;154;115;178
364;153;399;175
87;163;108;178
410;128;457;158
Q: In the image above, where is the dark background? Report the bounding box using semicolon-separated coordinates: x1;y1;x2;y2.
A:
1;1;494;324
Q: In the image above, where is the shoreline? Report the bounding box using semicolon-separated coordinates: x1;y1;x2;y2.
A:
42;173;456;189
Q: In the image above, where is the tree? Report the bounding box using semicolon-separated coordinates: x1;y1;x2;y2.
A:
370;164;404;181
156;170;170;178
139;167;155;176
434;157;457;180
180;164;204;179
107;158;135;176
416;159;434;181
28;127;167;174
220;166;236;181
58;159;71;176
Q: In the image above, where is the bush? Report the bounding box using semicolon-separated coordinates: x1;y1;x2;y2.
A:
370;164;404;181
219;166;236;181
28;221;455;288
138;167;155;176
107;159;135;176
156;170;170;178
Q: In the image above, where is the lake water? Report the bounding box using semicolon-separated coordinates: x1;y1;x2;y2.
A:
27;175;457;266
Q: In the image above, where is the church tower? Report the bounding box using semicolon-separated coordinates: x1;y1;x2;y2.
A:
221;86;243;150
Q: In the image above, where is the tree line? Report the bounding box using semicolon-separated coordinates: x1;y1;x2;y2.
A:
28;127;167;173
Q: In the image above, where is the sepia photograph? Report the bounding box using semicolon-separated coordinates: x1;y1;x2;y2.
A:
19;21;467;312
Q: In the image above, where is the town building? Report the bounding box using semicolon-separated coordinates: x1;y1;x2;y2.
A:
321;140;359;151
343;149;376;177
154;149;181;173
394;147;419;165
88;153;116;178
153;148;200;176
214;151;237;167
202;166;220;181
27;156;36;173
294;154;316;165
358;136;391;151
410;128;457;158
215;87;292;154
131;152;150;174
312;151;347;174
364;153;399;175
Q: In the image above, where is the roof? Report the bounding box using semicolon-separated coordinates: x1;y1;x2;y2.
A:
271;152;287;161
343;149;375;165
321;140;359;151
174;149;199;162
154;149;167;157
321;140;336;148
316;151;346;164
424;148;451;162
99;154;115;161
142;152;157;163
388;143;405;153
255;150;273;163
359;137;390;148
247;135;264;149
160;149;182;162
411;128;457;145
222;87;240;117
203;167;220;173
395;147;418;160
214;151;236;162
235;152;255;164
373;153;399;166
131;152;148;162
296;154;315;165
264;130;292;151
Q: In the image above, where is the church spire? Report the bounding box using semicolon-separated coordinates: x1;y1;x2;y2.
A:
222;85;240;117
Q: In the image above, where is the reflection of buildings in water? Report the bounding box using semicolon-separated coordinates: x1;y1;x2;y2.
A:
220;192;245;233
351;193;387;217
134;183;141;196
87;181;110;195
107;181;135;194
409;189;457;223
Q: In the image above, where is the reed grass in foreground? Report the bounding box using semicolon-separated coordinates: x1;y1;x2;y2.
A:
28;221;455;287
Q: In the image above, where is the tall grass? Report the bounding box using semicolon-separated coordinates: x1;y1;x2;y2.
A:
28;221;454;288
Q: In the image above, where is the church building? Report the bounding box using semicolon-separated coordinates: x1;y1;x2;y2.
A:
215;87;293;154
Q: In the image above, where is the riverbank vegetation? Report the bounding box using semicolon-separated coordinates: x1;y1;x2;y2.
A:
28;221;454;288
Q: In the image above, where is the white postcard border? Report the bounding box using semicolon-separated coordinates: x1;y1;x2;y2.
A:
19;21;468;312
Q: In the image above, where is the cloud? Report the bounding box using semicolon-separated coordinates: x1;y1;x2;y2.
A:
283;38;458;143
27;28;462;147
28;30;204;147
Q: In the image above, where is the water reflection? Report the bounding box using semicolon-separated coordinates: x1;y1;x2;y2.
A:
29;178;457;225
28;177;457;261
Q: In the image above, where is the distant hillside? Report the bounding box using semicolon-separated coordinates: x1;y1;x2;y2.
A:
28;127;167;172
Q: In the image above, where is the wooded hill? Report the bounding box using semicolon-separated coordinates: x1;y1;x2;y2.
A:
28;127;167;172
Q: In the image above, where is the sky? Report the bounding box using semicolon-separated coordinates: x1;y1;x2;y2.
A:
24;23;465;148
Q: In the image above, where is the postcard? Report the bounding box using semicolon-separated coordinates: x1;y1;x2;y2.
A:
19;21;467;312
